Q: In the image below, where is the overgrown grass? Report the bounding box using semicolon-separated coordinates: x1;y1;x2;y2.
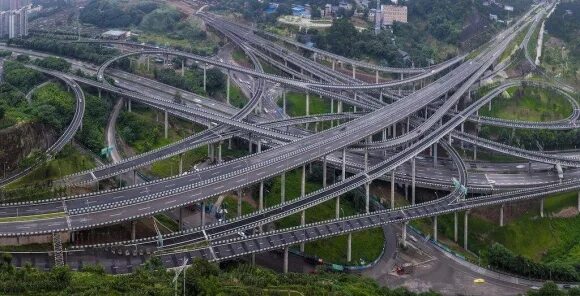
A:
281;92;331;117
479;86;573;121
261;168;384;265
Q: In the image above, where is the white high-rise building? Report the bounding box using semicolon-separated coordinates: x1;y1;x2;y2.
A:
0;5;28;38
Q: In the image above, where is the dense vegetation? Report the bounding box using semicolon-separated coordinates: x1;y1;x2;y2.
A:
79;0;159;28
9;38;119;65
152;64;226;96
488;243;579;282
0;254;444;295
545;2;580;61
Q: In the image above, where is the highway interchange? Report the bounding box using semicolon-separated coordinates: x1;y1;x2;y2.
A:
0;0;578;289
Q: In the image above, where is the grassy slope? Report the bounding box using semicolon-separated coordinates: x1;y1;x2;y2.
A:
413;192;579;265
479;86;573;121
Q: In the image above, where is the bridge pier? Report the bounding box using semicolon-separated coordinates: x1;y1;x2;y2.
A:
283;246;289;273
300;210;306;252
164;110;168;139
179;207;184;231
433;144;438;167
500;204;504;227
281;172;286;203
375;70;379;83
433;216;438;242
131;221;136;240
200;201;207;226
98;89;101;99
578;191;580;212
454;212;458;242
237;190;242;217
322;155;327;188
305;92;310;129
460;123;464;149
179;153;183;175
203;64;207;92
473;144;477;161
391;170;396;209
402;221;408;247
464;211;469;250
147;56;150;72
337;148;346;218
365;182;370;214
347;233;352;262
226;72;230;105
127;99;132;112
352;65;356;79
217;143;222;163
282;89;287;115
540;198;544;218
181;59;185;77
411;157;416;205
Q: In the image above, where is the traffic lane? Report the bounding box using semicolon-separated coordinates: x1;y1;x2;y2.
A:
0;217;68;236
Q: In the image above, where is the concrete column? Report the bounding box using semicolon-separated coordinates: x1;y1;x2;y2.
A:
322;155;327;188
375;70;379;83
305;92;310;116
179;208;184;231
352;65;356;79
301;165;306;197
391;170;395;209
131;221;136;240
237;190;242;217
178;153;183;175
347;233;352;262
282;90;287;115
406;117;410;133
281;172;286;203
365;182;370;213
248;134;253;154
259;180;264;211
300;210;305;252
433;216;438;241
411;157;416;205
578;191;580;212
98;89;101;99
540;198;544;218
181;60;185;77
402;221;408;247
217;143;222;163
147;56;150;71
226;72;231;105
332;60;336;71
201;202;206;226
433;144;438;167
473;144;477;161
464;211;469;250
454;212;458;242
460;123;464;149
128;99;132;112
283;246;289;273
164;110;168;139
500;204;504;227
203;65;207;92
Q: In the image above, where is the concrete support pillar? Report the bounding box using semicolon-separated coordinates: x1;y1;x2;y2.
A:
365;182;370;213
257;179;264;211
454;212;458;242
433;143;438;167
98;89;101;99
402;221;408;247
281;172;286;203
352;65;356;79
464;211;469;250
283;246;289;273
282;90;287;115
226;72;231;105
237;190;242;217
164;110;168;139
322;155;327;188
391;170;396;209
375;70;379;83
127;99;132;112
147;56;150;72
131;221;136;240
300;210;305;252
217;143;222;163
474;144;477;161
181;60;185;77
201;202;206;226
411;157;416;205
433;216;438;242
179;207;184;231
332;60;336;71
540;198;544;218
578;191;580;212
203;65;207;92
178;153;183;175
500;204;504;227
305;92;310;116
301;165;306;197
347;233;352;262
